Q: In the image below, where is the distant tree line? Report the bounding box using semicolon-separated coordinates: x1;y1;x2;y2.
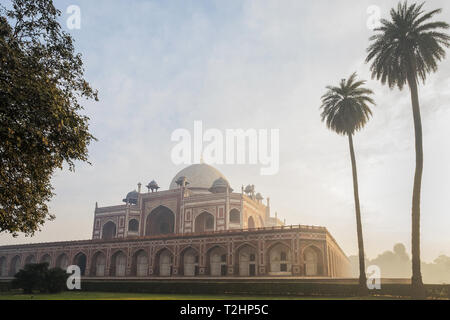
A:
349;244;450;285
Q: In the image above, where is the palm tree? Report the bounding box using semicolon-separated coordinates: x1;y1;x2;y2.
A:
320;72;375;295
366;1;450;299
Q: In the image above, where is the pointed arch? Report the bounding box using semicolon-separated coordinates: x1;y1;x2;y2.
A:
194;211;215;233
128;219;139;233
55;253;69;270
102;221;117;240
179;246;199;276
303;245;324;276
91;251;107;276
73;252;87;276
235;242;257;252
131;249;148;277
110;250;127;277
40;254;52;266
9;255;21;276
267;242;292;274
0;256;6;277
24;255;36;266
145;206;175;236
206;244;227;254
236;244;257;276
229;209;241;224
206;245;227;276
154;248;173;276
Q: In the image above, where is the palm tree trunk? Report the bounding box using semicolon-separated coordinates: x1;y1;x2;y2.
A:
348;133;368;295
407;74;425;299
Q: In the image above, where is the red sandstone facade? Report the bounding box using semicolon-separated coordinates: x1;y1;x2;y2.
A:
0;164;351;278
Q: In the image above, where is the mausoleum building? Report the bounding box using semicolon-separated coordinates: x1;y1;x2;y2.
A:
0;163;351;278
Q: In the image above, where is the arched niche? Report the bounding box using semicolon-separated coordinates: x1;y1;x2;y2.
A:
194;211;215;233
145;206;175;236
102;221;117;240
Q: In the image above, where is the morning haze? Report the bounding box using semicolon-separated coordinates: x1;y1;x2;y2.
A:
1;0;449;282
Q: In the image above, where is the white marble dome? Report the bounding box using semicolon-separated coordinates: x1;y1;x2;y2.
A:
169;163;229;190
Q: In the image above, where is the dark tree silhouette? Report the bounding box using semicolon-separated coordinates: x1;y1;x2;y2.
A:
366;1;450;299
12;262;68;293
0;0;98;236
320;73;375;295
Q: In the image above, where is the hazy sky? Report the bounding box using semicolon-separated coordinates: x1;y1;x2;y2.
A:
1;0;450;262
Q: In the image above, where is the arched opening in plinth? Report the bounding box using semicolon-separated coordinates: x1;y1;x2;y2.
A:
91;251;106;277
268;243;292;275
194;211;215;233
40;254;52;266
131;250;148;277
155;249;173;276
303;245;324;276
237;245;257;276
102;221;117;240
145;206;175;236
0;257;7;277
9;256;21;276
55;253;69;270
180;247;198;276
73;252;87;276
24;255;36;266
207;246;227;276
110;251;127;277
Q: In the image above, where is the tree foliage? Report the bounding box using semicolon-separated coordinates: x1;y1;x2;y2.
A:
0;0;98;236
366;1;450;88
12;262;68;294
320;72;375;136
12;262;48;294
366;1;450;299
45;267;68;293
320;73;375;296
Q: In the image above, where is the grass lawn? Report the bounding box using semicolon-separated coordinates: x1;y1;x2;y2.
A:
0;291;405;300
